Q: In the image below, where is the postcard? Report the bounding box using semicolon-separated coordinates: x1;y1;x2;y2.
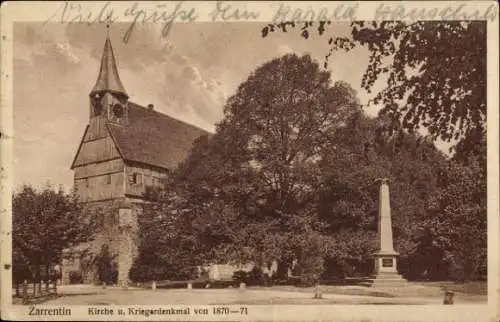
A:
0;1;498;321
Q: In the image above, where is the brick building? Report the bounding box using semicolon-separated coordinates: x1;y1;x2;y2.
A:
61;34;208;286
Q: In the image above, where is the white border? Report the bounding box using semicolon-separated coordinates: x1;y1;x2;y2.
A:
1;1;498;321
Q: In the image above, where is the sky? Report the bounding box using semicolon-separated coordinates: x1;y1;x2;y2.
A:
12;22;448;191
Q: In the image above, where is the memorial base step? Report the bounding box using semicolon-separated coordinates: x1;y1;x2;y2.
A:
362;273;408;288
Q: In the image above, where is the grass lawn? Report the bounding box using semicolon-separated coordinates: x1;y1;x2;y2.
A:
11;281;487;305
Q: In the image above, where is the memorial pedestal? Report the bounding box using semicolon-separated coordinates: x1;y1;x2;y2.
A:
369;252;407;287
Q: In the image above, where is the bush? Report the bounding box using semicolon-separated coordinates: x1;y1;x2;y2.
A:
297;253;324;287
129;263;169;283
207;280;239;288
298;274;319;287
129;264;147;283
271;277;294;285
95;245;114;284
129;260;198;283
232;270;249;284
450;264;466;283
69;271;83;284
110;267;118;285
247;266;266;286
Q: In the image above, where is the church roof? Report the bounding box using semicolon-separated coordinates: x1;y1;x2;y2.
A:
90;36;128;98
107;102;210;170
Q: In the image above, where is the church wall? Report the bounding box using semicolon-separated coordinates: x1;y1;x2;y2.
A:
124;163;169;198
81;200;141;285
74;158;124;179
61;195;144;285
62;198;126;284
73;136;121;167
74;168;124;202
116;202;142;285
86;115;108;141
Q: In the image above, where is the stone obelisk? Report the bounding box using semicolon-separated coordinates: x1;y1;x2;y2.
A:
371;178;407;287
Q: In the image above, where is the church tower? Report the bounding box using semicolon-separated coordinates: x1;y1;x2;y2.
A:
66;27;209;287
88;33;129;139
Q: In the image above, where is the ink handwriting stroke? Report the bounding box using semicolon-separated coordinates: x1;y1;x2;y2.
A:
43;1;262;43
43;1;498;43
44;1;199;43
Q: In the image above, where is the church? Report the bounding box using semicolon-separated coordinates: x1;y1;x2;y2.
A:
61;33;209;285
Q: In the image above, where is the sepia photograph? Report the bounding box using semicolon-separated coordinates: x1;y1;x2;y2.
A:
1;1;498;321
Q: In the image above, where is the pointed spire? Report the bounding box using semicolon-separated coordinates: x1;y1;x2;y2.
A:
90;26;128;98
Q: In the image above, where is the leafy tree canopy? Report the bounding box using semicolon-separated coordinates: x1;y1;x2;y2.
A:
12;185;98;282
134;53;486;283
262;21;486;154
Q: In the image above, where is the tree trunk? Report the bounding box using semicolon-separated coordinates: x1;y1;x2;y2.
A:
33;267;40;297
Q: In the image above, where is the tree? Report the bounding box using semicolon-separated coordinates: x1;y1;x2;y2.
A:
135;52;486;283
12;185;98;283
262;21;486;153
410;159;486;281
261;22;487;280
194;53;359;275
134;54;360;281
316;111;450;278
130;185;206;282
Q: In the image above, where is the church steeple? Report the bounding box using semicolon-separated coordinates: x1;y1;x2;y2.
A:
90;32;128;99
88;26;129;126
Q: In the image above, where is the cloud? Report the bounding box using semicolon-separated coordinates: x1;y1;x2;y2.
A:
55;43;80;64
118;43;229;132
182;65;200;82
159;59;228;128
167;60;228;124
14;24;84;67
171;54;189;65
278;44;295;55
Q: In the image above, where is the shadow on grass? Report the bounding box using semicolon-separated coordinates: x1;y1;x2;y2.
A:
366;292;395;298
56;292;102;297
13;292;103;305
12;295;62;305
416;281;487;296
